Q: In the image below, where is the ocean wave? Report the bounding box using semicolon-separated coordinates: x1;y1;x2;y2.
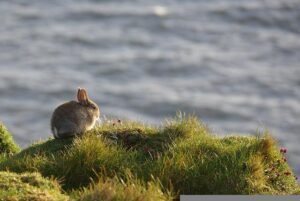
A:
210;1;300;33
65;4;170;20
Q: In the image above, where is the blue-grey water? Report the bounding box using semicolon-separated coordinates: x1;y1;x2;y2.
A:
0;0;299;175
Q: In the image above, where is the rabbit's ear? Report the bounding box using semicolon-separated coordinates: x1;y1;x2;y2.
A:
77;88;89;104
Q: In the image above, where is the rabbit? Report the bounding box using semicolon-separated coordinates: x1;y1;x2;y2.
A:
51;88;100;139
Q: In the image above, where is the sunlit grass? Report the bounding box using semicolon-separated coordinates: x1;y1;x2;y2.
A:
0;123;20;155
0;114;299;200
73;173;173;201
0;171;68;201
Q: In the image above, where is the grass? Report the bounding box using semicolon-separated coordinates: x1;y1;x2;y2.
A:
0;114;299;200
0;171;68;201
74;174;172;201
0;123;20;155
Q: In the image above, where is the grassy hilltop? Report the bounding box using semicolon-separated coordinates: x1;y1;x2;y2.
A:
0;115;299;200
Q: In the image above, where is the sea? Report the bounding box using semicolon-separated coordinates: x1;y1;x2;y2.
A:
0;0;299;175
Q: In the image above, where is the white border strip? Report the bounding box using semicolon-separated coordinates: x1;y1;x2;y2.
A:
180;195;300;201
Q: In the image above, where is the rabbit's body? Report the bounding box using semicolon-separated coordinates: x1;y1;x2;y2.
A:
51;89;100;139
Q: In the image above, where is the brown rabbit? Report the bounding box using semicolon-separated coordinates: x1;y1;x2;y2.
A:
51;88;100;138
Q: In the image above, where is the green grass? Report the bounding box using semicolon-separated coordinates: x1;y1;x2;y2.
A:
0;123;20;155
74;174;172;201
0;171;68;201
0;114;299;200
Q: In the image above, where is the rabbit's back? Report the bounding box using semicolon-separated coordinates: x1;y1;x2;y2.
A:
51;101;92;138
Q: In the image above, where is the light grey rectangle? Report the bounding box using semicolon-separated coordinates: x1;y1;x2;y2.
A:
180;195;300;201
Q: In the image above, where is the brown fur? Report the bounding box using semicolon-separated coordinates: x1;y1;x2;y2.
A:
50;88;100;138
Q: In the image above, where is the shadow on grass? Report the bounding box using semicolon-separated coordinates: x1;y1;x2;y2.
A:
17;138;74;157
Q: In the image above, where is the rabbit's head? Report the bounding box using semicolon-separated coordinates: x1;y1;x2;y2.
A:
77;88;100;118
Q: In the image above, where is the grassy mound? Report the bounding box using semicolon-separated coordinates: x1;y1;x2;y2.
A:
0;123;20;155
0;171;68;201
75;175;172;201
0;115;299;199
